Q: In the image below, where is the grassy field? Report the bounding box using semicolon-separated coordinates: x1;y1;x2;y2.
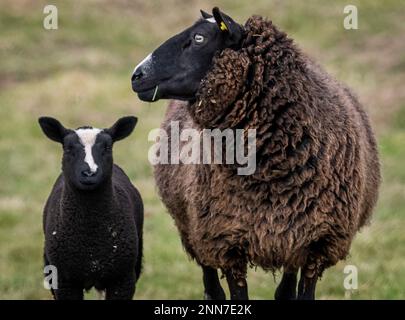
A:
0;0;404;299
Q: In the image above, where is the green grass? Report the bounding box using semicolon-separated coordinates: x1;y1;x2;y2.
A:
0;0;404;299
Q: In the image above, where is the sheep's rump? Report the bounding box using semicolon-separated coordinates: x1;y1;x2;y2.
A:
155;16;380;275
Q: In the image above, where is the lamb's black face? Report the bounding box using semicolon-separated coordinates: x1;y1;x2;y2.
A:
131;7;244;102
38;116;137;191
61;129;113;191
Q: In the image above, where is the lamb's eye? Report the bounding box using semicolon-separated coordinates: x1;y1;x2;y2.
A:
103;144;112;153
194;34;205;43
64;145;74;153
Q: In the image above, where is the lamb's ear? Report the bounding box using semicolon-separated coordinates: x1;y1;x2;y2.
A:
38;117;68;143
200;9;213;19
106;116;138;143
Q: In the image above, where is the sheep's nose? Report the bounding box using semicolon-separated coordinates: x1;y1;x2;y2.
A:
131;68;143;82
81;169;96;177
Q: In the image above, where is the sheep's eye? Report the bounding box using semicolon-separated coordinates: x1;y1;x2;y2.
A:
194;34;205;43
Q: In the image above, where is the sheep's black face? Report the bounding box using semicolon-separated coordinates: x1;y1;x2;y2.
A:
131;7;244;102
38;116;137;192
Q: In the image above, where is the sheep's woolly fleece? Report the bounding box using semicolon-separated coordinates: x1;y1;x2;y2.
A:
155;16;380;279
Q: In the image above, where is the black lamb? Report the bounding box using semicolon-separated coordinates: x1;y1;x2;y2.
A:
39;116;143;300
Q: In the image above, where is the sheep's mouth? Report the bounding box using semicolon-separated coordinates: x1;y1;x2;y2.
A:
135;85;160;102
132;77;198;102
134;84;197;102
132;76;171;102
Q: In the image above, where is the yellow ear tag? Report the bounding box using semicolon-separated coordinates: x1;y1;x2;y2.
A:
220;21;228;31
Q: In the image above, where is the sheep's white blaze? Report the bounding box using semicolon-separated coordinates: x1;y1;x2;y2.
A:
75;128;102;173
133;53;152;75
206;17;216;23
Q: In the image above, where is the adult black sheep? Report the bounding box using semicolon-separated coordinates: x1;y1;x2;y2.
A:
39;116;143;300
131;8;380;300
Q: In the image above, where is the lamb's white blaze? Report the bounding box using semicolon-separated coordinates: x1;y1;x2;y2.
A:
75;128;102;173
133;53;152;75
206;17;216;23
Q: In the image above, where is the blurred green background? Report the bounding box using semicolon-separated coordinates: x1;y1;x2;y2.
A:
0;0;404;299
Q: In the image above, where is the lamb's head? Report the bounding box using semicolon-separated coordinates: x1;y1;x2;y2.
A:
38;116;137;191
131;7;244;102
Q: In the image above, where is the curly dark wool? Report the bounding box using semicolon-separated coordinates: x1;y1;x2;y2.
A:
155;16;380;280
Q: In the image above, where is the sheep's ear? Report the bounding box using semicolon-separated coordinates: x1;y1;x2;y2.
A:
38;117;68;143
200;9;213;19
212;7;234;34
106;116;137;142
206;8;244;41
212;7;244;45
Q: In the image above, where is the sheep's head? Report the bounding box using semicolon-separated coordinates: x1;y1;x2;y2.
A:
38;116;137;191
131;7;244;102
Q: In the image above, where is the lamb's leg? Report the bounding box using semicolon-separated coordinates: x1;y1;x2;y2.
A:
54;285;84;300
135;235;143;281
202;266;226;300
225;271;249;300
105;276;136;300
274;268;298;300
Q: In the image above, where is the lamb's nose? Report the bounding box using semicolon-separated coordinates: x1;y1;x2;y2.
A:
82;169;96;178
131;68;143;82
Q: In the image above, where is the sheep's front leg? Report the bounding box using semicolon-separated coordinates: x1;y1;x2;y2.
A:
202;266;226;300
274;268;298;300
225;271;249;300
297;264;319;300
105;276;136;300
